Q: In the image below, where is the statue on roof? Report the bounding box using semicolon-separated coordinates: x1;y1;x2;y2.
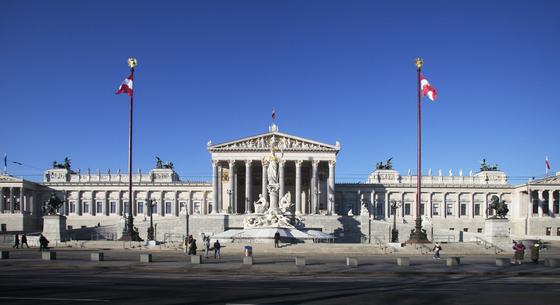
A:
375;158;393;170
155;156;174;169
480;159;499;172
52;157;71;170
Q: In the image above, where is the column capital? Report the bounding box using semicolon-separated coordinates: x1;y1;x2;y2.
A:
212;160;219;167
328;160;336;167
295;160;303;167
228;160;236;167
262;158;269;166
312;159;320;168
245;159;253;167
279;159;286;166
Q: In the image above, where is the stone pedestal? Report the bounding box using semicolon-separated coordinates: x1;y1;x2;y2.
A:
42;215;69;243
484;218;510;250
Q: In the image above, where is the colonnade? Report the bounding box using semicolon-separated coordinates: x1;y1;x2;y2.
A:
212;159;336;215
529;189;560;217
0;187;37;215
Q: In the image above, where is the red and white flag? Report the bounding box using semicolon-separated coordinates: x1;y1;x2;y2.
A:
116;73;133;96
546;156;551;174
272;107;276;121
420;75;438;101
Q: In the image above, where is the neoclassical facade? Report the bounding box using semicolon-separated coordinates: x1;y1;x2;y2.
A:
1;124;559;241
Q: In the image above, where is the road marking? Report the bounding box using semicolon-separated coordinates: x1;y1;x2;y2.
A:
0;297;109;302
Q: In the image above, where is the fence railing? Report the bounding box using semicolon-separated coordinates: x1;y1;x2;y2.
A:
91;231;116;241
474;236;504;254
433;234;456;243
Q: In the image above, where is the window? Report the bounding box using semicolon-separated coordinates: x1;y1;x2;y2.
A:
532;200;539;214
81;225;87;229
449;228;455;231
69;201;76;213
404;203;411;215
546;227;551;236
460;204;467;216
123;201;129;214
165;202;172;214
83;202;90;213
151;204;157;214
446;204;453;216
179;201;187;213
1;224;6;231
557;227;560;236
463;228;469;232
477;228;483;233
137;202;144;214
420;203;425;216
474;204;481;216
433;203;440;216
193;201;201;214
96;201;103;213
67;225;73;230
110;201;117;214
208;202;213;213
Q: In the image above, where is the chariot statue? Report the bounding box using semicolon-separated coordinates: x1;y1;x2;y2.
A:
375;158;393;170
155;156;174;169
487;195;509;219
480;159;499;172
52;157;71;170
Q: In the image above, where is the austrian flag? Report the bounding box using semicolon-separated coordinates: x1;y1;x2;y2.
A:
420;75;438;101
115;73;133;96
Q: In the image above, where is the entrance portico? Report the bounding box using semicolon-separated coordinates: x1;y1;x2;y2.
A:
208;124;340;216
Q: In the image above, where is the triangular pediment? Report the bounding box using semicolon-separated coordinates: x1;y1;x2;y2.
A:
0;175;22;182
531;174;560;185
208;131;340;153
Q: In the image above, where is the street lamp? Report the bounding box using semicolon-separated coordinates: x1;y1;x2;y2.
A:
390;199;401;243
147;199;156;241
227;189;233;214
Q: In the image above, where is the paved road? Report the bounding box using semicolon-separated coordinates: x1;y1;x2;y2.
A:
1;248;559;304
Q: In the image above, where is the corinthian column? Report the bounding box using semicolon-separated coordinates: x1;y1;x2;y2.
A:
328;160;335;215
228;160;236;214
295;160;302;215
245;160;252;214
211;160;219;214
261;158;268;201
311;160;319;214
279;160;286;200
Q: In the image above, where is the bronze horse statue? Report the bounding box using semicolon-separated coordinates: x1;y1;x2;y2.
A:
487;195;509;218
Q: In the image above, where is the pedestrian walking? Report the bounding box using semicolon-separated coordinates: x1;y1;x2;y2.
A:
511;240;526;265
432;242;442;260
13;234;20;249
183;236;189;254
190;239;197;255
530;242;540;264
274;231;280;248
21;234;29;248
213;240;221;259
39;234;49;252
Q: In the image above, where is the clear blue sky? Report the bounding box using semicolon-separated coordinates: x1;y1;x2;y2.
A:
1;0;558;183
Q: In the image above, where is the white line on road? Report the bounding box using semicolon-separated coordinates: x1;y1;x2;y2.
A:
0;297;109;302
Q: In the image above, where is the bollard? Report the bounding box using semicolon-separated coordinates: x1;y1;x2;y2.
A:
190;255;202;264
140;254;152;263
1;251;9;260
91;252;104;261
397;257;410;267
346;257;359;267
495;258;510;266
42;251;56;261
243;256;253;265
446;257;460;266
295;256;306;266
545;258;559;267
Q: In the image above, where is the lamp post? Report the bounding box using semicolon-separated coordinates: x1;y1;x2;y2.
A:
147;199;156;241
227;189;233;214
390;199;401;243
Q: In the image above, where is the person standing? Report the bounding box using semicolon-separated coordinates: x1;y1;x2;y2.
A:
21;234;29;248
183;236;189;254
512;240;526;265
213;240;221;259
432;242;442;260
530;242;540;264
274;231;281;248
203;236;210;258
13;234;20;249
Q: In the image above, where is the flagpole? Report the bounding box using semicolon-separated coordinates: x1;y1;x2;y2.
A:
123;58;139;241
408;57;429;243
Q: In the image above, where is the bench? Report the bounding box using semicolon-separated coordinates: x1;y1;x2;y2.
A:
90;252;104;261
42;251;56;261
190;255;202;264
346;257;359;267
140;254;152;263
446;257;461;266
397;257;410;267
243;256;253;265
